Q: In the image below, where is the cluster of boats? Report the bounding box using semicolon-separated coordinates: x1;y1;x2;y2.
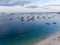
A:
9;15;54;21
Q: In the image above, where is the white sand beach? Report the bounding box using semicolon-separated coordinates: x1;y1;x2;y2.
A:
34;31;60;45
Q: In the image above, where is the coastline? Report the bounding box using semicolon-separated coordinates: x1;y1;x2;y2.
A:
34;31;60;45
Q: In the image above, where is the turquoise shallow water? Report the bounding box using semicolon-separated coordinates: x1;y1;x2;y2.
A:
0;12;60;45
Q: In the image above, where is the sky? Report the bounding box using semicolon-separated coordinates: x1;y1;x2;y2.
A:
0;0;60;12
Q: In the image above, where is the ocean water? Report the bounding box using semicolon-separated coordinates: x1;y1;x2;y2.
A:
0;12;60;45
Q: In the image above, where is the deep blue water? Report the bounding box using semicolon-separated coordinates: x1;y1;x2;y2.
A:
0;12;60;45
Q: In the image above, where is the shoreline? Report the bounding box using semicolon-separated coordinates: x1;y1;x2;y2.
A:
33;31;60;45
